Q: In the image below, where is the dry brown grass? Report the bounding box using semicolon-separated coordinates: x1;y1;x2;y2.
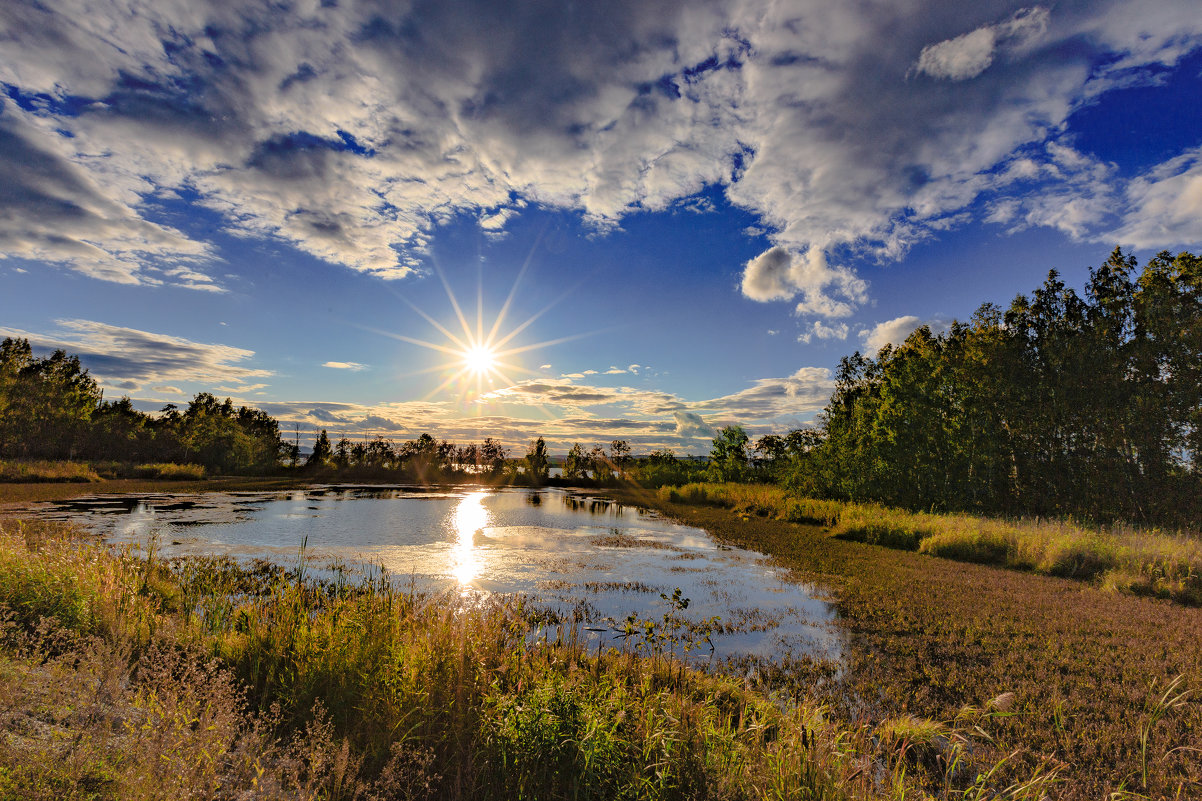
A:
2;517;1023;801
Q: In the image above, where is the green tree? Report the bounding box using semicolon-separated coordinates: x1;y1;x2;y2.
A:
525;437;550;486
563;443;586;481
481;438;507;476
308;429;332;469
588;444;611;483
0;338;101;460
609;439;631;477
708;425;750;483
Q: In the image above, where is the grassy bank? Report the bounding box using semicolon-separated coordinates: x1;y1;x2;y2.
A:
0;518;1059;800
0;459;210;484
618;485;1202;799
0;474;313;508
660;483;1202;605
0;459;101;484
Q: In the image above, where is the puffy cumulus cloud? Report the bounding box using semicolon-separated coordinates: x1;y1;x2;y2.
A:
2;1;1201;295
0;319;271;395
674;411;714;438
798;320;850;344
741;247;866;318
859;315;952;354
1110;147;1202;249
915;7;1049;81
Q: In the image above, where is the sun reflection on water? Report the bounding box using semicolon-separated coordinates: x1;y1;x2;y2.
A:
452;490;490;586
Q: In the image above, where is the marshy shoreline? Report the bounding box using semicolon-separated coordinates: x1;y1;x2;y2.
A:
1;479;1200;798
613;484;1202;799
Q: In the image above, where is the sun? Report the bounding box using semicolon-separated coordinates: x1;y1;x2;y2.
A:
365;245;597;406
462;343;498;375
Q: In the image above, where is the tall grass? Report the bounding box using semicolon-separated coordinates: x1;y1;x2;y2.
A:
0;459;100;483
129;462;206;480
659;483;1202;605
1;518;1052;800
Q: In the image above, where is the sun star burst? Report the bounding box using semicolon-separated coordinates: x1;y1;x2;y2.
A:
365;250;596;410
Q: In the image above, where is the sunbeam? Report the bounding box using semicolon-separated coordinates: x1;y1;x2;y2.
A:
364;242;604;409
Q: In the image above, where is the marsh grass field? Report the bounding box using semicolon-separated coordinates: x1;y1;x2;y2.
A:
1;479;1200;799
628;484;1202;799
661;483;1202;605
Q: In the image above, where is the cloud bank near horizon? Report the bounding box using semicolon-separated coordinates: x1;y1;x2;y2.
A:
2;1;1201;317
3;319;831;452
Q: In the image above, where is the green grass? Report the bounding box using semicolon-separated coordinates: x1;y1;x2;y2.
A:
5;492;1197;799
128;462;206;480
659;483;1202;605
0;460;100;484
0;517;1060;800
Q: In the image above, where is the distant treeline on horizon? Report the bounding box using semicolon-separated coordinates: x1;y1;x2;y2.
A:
1;248;1198;526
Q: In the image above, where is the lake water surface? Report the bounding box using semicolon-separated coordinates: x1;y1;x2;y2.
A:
23;486;840;664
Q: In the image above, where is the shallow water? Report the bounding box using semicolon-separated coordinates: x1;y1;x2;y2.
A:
22;486;841;663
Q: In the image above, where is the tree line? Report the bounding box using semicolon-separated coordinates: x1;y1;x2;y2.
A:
742;249;1202;527
0;337;288;474
6;246;1197;523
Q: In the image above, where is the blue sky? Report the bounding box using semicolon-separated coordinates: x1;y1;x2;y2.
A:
2;0;1201;454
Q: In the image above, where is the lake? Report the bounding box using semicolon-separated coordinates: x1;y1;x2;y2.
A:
21;485;841;664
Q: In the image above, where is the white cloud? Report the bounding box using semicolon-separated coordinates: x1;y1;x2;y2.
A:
323;361;368;371
741;246;866;318
1110;147;1202;249
0;319;271;396
859;315;952;354
480;366;834;431
0;0;1200;297
798;320;850;344
915;7;1049;81
673;411;714;438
